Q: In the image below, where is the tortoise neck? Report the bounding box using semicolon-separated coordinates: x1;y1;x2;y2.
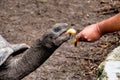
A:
0;38;58;80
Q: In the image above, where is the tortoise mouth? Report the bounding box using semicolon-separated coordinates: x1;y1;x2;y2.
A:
60;30;68;36
59;28;70;36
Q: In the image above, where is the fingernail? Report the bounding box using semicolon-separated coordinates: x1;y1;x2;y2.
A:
88;39;91;41
75;35;78;39
84;36;87;39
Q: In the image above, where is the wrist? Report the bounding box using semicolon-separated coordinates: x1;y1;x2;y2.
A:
96;23;103;36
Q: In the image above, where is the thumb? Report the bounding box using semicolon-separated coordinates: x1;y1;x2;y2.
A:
75;32;89;42
75;32;86;41
75;33;82;40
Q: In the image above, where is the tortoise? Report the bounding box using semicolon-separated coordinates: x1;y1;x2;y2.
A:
0;35;29;66
0;23;75;80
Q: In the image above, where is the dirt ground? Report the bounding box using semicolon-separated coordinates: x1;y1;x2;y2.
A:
0;0;120;80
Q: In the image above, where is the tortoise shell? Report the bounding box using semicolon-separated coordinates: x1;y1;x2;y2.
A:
0;35;29;66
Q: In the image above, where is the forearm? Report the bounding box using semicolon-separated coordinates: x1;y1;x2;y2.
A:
97;13;120;35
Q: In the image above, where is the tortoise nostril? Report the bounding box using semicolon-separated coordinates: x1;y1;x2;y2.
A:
54;27;61;32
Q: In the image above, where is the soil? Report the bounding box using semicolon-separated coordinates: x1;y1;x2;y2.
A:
0;0;120;80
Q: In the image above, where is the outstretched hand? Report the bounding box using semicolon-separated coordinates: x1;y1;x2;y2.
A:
75;24;102;42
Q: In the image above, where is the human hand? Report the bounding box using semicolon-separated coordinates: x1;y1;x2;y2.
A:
75;24;102;42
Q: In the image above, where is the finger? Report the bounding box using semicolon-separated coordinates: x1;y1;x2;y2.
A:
79;37;88;42
77;36;91;42
75;33;86;41
75;32;82;40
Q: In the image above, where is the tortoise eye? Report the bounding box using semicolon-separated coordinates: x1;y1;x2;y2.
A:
53;27;61;32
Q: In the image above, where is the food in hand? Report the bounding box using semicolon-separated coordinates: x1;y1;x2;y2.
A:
67;28;78;47
67;28;77;35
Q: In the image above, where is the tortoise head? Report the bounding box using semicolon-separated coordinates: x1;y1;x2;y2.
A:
40;23;70;49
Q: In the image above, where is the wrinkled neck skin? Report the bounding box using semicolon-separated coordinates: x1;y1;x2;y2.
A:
0;38;59;80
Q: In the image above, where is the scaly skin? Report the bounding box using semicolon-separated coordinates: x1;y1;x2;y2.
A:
0;35;29;66
0;23;70;80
